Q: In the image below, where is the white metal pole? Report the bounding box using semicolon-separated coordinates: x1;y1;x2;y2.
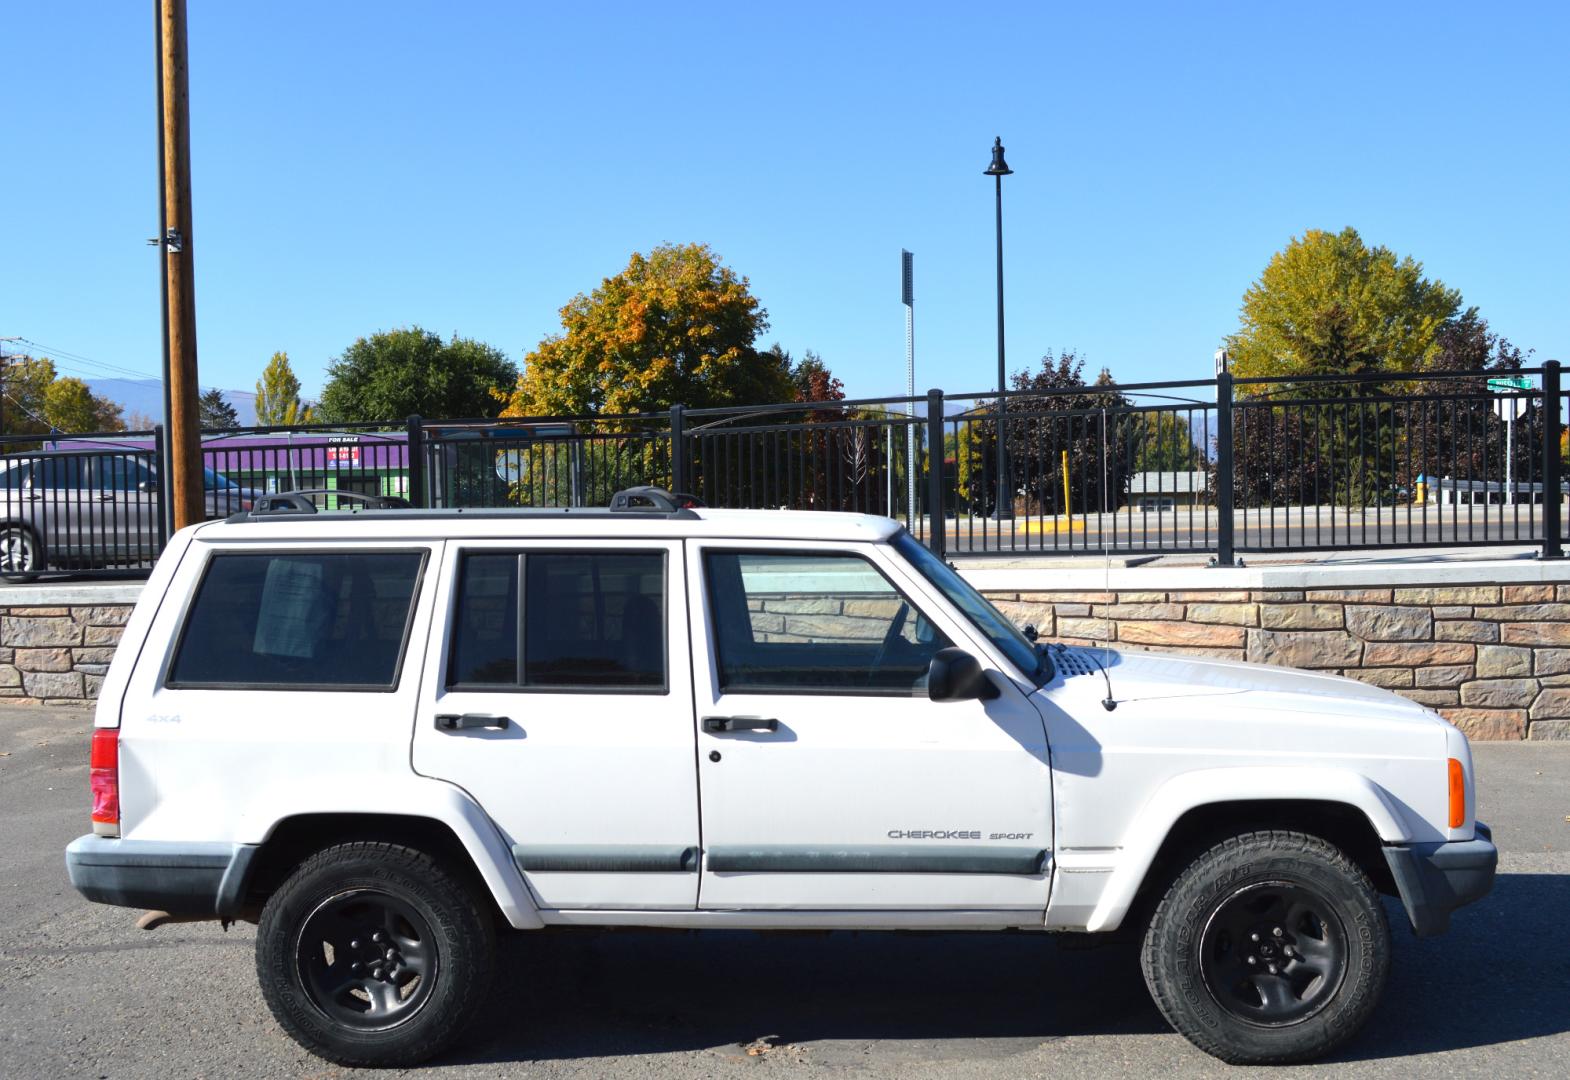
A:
1506;411;1514;505
902;250;916;527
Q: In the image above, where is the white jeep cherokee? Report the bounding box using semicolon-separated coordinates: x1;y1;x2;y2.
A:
66;487;1495;1066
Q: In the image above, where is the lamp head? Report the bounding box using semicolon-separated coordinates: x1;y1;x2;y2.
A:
984;137;1013;177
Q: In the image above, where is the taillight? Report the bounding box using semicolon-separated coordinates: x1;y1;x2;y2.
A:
90;728;120;836
1447;757;1466;830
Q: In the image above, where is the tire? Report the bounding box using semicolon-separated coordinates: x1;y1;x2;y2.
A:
256;842;496;1067
1140;830;1389;1065
0;524;39;577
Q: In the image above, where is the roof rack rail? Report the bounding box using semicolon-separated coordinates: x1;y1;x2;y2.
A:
249;489;412;515
608;486;706;513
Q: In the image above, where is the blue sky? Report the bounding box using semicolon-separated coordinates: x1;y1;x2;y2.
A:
5;1;1567;408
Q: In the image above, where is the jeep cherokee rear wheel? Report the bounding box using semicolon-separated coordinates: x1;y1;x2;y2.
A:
256;842;495;1067
1140;830;1389;1064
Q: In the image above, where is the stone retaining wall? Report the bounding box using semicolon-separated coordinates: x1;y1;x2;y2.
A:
0;605;131;704
982;584;1570;741
9;568;1570;740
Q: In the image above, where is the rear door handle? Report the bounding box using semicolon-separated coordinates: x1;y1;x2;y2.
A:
702;716;779;733
435;713;511;731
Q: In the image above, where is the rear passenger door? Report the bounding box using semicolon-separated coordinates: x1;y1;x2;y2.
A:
412;540;700;911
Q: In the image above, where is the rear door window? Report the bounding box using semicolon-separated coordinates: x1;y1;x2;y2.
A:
447;550;666;691
167;550;426;690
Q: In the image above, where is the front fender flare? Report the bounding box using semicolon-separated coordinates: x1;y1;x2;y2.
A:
1081;766;1408;933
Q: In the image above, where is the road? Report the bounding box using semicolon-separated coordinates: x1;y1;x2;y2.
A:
2;705;1567;1079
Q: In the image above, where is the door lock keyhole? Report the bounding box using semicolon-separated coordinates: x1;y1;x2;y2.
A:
708;750;721;762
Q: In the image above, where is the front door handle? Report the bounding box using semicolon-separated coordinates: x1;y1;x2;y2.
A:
435;713;511;731
702;715;779;733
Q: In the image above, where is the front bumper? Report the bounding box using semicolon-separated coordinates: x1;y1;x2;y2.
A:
1382;822;1497;937
65;835;259;917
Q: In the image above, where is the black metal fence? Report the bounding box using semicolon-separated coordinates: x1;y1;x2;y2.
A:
0;364;1562;576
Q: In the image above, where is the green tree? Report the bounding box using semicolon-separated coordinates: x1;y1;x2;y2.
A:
1133;412;1199;472
254;351;313;426
1228;227;1461;381
0;357;122;435
317;328;518;423
42;375;123;433
198;387;240;429
502;243;791;417
962;351;1133;515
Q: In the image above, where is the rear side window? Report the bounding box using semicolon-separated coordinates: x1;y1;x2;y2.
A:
447;551;665;691
168;551;426;690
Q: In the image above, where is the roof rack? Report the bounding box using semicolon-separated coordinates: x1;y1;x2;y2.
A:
249;490;412;515
236;485;705;521
608;486;706;513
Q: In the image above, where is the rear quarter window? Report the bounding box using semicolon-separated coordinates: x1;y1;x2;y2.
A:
166;550;426;690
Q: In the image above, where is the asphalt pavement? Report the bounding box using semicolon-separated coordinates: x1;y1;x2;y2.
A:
2;704;1567;1079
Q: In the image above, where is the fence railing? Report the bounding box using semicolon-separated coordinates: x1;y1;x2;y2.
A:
0;363;1562;576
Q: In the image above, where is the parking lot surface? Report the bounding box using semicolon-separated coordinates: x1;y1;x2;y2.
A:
2;704;1567;1079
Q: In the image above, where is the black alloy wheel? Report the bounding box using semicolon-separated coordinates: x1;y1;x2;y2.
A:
1197;880;1348;1027
1140;830;1389;1065
257;842;495;1067
295;887;438;1030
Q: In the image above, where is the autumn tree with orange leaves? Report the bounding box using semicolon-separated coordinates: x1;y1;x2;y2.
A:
501;243;793;418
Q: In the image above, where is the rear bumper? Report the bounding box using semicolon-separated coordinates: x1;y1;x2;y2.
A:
1382;822;1497;937
65;835;259;917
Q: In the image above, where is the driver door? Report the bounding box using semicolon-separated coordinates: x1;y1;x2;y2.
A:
688;540;1053;912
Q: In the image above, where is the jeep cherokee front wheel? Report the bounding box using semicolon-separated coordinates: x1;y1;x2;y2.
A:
256;842;496;1067
1140;829;1390;1064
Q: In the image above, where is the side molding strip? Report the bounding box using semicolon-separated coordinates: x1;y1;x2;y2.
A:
706;845;1049;875
513;845;699;873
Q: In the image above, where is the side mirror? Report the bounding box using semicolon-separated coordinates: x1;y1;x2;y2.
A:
138;480;158;493
927;647;999;703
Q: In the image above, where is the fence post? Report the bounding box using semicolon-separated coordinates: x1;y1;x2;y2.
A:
926;388;945;558
1213;371;1236;567
154;423;171;546
1543;361;1563;559
670;404;686;494
406;414;425;508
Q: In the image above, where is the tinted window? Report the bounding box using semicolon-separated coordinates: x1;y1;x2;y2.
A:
33;456;86;490
0;462;30;489
449;554;519;686
169;551;425;689
447;551;665;690
705;551;951;694
96;456;155;491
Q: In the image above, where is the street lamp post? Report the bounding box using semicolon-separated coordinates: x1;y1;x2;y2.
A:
985;137;1013;519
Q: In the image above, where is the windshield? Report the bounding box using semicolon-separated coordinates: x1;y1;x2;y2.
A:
203;467;239;490
892;530;1048;683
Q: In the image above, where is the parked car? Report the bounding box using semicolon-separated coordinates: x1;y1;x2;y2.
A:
66;486;1495;1067
0;451;259;573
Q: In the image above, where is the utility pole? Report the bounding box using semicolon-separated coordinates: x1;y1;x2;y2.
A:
157;0;204;530
0;338;19;436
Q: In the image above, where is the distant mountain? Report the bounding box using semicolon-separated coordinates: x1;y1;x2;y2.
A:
87;378;257;428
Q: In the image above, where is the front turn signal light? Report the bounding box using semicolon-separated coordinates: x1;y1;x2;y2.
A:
1447;757;1466;829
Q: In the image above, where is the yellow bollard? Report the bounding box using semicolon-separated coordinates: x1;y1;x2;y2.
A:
1062;449;1071;524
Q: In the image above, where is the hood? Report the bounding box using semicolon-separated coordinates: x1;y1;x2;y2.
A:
1048;645;1444;728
